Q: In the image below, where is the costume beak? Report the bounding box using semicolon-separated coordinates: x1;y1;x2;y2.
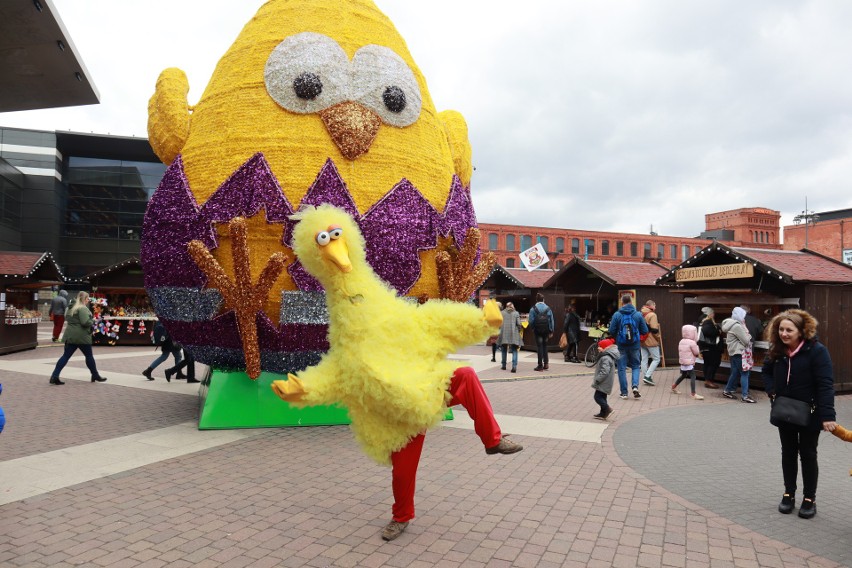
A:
323;237;352;273
319;101;381;160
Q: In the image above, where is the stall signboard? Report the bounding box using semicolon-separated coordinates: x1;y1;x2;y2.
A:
843;249;852;266
675;262;753;282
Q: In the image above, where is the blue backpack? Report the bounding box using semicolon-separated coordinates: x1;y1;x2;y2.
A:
616;312;638;345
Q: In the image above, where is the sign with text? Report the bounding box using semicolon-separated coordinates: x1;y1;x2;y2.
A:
843;249;852;266
675;262;754;282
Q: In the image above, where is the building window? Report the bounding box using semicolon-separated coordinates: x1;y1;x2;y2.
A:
555;237;565;253
616;241;624;257
521;234;532;250
695;246;702;254
643;242;651;258
571;238;580;254
681;245;689;260
506;234;516;251
630;242;638;257
488;233;499;250
657;244;664;258
556;260;564;269
585;239;595;256
601;240;610;255
63;157;166;240
506;258;515;268
670;244;677;259
538;236;549;251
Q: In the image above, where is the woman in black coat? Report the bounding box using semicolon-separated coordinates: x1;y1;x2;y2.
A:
697;307;722;389
762;309;836;519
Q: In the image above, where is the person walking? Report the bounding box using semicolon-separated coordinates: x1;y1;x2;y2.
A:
640;300;662;386
672;324;704;400
165;348;199;383
49;291;108;385
49;290;68;342
722;307;755;403
498;302;523;373
529;293;554;371
142;320;183;381
698;307;722;389
592;338;618;420
762;309;836;519
608;294;649;399
563;304;581;363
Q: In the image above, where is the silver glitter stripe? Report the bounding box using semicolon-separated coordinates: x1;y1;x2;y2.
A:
279;290;329;325
148;287;223;322
185;344;323;375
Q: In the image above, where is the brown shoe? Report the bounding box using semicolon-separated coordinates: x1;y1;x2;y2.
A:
381;520;409;541
704;382;719;389
486;436;524;455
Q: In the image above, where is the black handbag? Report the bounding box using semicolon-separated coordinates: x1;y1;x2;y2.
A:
770;396;813;428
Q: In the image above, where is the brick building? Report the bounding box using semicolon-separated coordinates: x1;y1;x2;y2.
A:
479;206;782;269
782;207;852;265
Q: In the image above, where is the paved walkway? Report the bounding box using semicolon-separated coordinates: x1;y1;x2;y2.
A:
0;324;849;567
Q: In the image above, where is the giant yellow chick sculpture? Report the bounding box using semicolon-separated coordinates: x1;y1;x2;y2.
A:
141;0;493;381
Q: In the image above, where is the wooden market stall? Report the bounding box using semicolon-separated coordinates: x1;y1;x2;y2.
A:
0;252;65;354
540;258;671;357
477;265;555;350
655;242;852;392
83;257;157;346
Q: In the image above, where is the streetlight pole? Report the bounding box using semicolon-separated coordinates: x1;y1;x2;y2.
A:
793;197;820;249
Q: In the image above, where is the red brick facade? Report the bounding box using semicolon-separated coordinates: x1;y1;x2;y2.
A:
783;211;852;265
705;207;781;245
479;207;782;269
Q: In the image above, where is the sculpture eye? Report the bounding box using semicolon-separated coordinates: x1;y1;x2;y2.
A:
265;32;350;114
316;231;331;246
329;227;343;240
351;45;422;127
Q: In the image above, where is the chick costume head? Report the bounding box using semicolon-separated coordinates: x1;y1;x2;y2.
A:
276;205;499;464
142;0;488;377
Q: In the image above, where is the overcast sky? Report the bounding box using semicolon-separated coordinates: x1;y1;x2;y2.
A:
3;0;851;239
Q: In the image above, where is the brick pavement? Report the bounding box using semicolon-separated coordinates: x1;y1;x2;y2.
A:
0;330;849;567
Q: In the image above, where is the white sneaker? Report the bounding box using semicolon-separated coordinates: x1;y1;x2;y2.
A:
692;393;704;400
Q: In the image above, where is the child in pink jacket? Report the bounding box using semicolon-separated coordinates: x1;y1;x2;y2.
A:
673;324;704;400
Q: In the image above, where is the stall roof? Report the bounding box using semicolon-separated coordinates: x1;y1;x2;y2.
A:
542;257;667;288
0;251;65;285
84;257;140;281
656;241;852;285
503;267;557;289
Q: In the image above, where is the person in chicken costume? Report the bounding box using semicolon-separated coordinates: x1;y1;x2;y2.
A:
142;0;493;428
269;205;523;541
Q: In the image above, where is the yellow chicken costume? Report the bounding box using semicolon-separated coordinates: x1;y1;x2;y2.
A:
271;205;523;541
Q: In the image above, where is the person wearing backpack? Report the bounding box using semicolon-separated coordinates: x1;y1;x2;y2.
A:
608;294;649;399
142;321;184;381
528;293;554;371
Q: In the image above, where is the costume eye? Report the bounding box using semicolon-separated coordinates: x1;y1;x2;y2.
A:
329;227;343;240
351;45;422;127
316;231;331;246
265;32;351;114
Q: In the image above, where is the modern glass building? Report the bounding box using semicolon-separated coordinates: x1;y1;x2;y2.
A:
0;126;165;278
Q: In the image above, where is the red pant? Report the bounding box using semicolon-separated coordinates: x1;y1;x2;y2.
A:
390;366;502;522
52;315;65;341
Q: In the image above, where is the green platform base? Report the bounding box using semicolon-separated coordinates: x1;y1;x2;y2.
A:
197;368;350;429
196;368;454;429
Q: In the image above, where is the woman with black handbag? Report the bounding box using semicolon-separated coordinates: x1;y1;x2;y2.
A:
762;309;836;519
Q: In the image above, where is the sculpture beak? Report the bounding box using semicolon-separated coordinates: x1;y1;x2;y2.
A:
319;101;381;160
